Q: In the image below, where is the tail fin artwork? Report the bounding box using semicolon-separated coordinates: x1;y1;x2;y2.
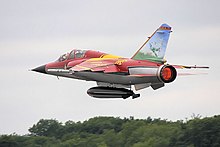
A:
132;24;172;63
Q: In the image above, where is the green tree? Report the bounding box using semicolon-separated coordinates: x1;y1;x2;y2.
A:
29;119;63;138
1;115;220;147
176;115;220;147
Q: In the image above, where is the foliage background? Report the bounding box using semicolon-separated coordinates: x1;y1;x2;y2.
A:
1;115;220;147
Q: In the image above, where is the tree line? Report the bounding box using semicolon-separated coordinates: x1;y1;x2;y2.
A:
0;115;220;147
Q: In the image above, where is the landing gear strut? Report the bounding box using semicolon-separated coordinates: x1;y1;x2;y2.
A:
132;93;140;99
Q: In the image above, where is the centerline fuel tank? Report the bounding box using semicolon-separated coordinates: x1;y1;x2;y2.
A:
87;87;134;99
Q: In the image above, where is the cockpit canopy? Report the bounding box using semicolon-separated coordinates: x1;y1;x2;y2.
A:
57;49;86;62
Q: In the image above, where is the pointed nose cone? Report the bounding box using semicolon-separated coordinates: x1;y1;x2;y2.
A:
32;65;46;74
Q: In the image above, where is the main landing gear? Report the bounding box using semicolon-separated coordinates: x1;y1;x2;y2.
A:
131;93;140;99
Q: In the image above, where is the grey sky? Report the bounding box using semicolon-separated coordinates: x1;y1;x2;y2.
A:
0;0;220;134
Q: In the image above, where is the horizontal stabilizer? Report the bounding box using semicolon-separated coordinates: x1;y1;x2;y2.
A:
172;65;209;69
178;72;208;76
173;64;209;77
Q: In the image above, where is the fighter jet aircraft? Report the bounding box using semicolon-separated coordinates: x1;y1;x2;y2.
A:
32;24;208;99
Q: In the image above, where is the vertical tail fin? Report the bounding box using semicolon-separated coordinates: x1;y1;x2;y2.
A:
132;24;172;63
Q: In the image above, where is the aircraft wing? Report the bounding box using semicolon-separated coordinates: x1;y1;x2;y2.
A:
70;58;120;73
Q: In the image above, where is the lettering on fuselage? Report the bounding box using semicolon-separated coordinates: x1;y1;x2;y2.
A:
115;59;127;65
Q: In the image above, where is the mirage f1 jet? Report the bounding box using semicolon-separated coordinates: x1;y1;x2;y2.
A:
32;24;208;99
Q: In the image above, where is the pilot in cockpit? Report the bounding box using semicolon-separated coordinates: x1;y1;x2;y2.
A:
57;50;86;62
57;53;69;62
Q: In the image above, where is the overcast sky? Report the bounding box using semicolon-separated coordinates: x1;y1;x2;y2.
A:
0;0;220;135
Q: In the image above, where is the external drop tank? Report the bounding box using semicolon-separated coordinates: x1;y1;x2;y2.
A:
87;87;140;99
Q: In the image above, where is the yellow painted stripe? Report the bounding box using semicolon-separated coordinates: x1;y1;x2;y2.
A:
88;58;105;61
102;54;121;59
